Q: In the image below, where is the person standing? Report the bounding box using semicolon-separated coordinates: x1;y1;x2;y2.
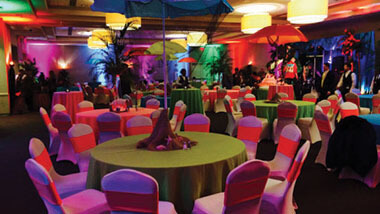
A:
283;57;298;85
337;63;356;100
177;68;190;88
370;71;380;94
320;63;337;100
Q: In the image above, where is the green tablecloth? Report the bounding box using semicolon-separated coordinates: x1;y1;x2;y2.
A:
87;132;247;214
169;88;204;118
191;81;203;88
359;94;373;110
253;100;315;125
253;87;269;100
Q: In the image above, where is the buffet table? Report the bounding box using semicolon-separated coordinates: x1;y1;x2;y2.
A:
86;132;247;214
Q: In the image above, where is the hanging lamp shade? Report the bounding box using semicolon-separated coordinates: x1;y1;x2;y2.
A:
241;13;272;34
105;13;141;30
87;37;107;49
187;32;207;47
170;39;187;49
287;0;328;24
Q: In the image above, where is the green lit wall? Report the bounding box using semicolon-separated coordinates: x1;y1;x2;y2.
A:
0;0;47;14
0;19;10;114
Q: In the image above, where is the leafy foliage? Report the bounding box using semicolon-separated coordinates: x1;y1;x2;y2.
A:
206;45;232;82
19;58;39;77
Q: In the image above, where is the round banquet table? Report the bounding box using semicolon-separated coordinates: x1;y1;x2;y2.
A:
140;96;171;108
86;132;247;214
253;100;315;125
359;94;373;110
359;114;380;145
169;88;204;118
76;108;155;136
52;91;83;122
267;85;294;100
254;87;269;100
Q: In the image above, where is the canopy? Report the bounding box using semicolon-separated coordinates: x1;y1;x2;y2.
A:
179;57;198;63
246;24;308;45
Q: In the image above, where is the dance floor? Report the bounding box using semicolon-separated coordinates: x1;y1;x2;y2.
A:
1;112;380;214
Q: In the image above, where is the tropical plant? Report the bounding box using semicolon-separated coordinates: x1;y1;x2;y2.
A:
206;45;232;82
19;58;39;78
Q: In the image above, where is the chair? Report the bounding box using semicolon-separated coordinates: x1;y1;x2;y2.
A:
327;94;339;115
97;112;122;144
244;93;256;102
192;160;270;214
214;88;227;113
170;100;186;131
273;102;298;144
317;100;331;115
102;169;176;214
126;116;153;136
173;104;187;132
68;124;96;172
240;101;270;140
232;85;241;90
200;85;209;90
51;112;76;163
25;159;109;214
146;98;160;109
29;138;87;198
153;89;165;96
267;124;302;180
224;95;242;120
373;94;380;113
51;104;67;115
345;92;370;115
184;113;210;132
237;116;263;160
340;102;359;119
302;93;317;103
223;99;237;136
260;141;310;214
278;92;289;100
297;105;321;144
150;110;161;128
39;107;60;155
77;100;94;113
314;110;334;167
235;88;247;112
202;91;210;112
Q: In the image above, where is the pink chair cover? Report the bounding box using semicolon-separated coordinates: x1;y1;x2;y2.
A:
77;100;94;113
238;116;263;160
240;101;257;117
51;112;76;163
314;110;333;167
273;102;298;144
40;107;60;155
126;116;153;136
146;98;160;110
184;113;210;133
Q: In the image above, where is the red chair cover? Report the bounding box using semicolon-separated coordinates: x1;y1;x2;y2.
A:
237;126;262;143
34;149;53;171
315;118;332;134
341;109;359;119
277;135;299;158
277;108;297;118
98;121;121;132
70;133;96;153
104;191;158;213
303;98;317;103
184;124;210;132
127;126;153;136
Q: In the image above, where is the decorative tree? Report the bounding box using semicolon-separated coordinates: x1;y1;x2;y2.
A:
206;45;232;83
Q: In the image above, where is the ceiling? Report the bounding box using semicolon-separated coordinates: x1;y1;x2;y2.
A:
1;0;380;44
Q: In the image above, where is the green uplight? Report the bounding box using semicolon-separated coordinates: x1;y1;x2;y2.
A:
0;1;33;14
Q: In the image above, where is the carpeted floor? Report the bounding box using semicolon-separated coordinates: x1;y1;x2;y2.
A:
1;112;380;213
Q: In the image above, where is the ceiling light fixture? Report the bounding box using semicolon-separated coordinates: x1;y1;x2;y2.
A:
241;13;272;34
187;32;207;47
105;13;141;30
235;3;284;14
287;0;328;24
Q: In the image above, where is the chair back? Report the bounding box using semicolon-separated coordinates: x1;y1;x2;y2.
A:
244;93;256;102
29;138;53;173
287;141;310;183
51;111;72;132
51;104;67;115
77;101;94;113
232;85;241;90
223;160;270;214
303;93;317;103
216;88;227;99
277;102;297;119
202;91;209;102
372;94;380;113
102;169;159;213
240;101;256;117
276;124;301;162
174;104;187;132
184;113;210;132
25;159;64;213
40;107;52;127
278;92;289;100
146;98;160;109
327;94;339;114
314;110;333;135
345;92;360;108
237;116;262;143
153;89;164;96
68;124;96;154
200;85;209;90
317;100;331;115
150;110;161;128
223;96;234;114
171;100;184;122
126;116;153;136
97;112;122;132
340;102;359;119
238;88;247;98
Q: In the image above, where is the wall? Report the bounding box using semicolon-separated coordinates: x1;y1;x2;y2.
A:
228;42;272;72
0;19;11;114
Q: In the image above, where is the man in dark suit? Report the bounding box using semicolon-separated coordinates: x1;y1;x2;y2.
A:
320;63;337;100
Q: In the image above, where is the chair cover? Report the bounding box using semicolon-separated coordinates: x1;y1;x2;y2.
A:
214;88;227;113
170;100;185;131
317;100;331;115
267;124;301;180
184;113;210;133
150;110;161;128
273;102;297;144
244;93;256;102
126;116;153;136
314;110;333;167
260;141;310;214
174;104;187;132
153;89;165;96
297;105;321;144
40;107;60;155
372;94;380;113
77;101;94;113
25;159;109;214
237;116;262;160
327;94;339;115
345;92;370;115
340;102;359;119
102;169;176;214
278;92;289;100
192;160;270;214
51;104;67;115
146;98;160;109
240;100;256;117
97;112;122;144
68;124;96;172
29;138;87;198
223;99;237;136
235;88;247;112
202;91;210;112
232;85;241;90
302;93;317;103
51;112;76;163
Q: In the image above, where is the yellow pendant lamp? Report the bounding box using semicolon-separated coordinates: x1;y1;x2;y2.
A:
170;39;187;49
187;32;207;47
87;37;107;49
106;13;141;30
287;0;328;24
241;13;271;34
